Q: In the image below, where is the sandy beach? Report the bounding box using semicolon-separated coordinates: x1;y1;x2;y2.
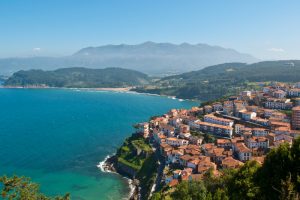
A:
93;87;133;92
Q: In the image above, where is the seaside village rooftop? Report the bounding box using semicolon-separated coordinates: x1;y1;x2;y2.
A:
135;82;300;188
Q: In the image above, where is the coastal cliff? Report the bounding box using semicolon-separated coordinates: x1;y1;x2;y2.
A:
102;133;158;200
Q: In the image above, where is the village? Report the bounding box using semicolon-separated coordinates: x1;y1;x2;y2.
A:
135;82;300;188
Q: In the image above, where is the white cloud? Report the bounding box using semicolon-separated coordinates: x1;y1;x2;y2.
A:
33;47;41;52
268;47;285;52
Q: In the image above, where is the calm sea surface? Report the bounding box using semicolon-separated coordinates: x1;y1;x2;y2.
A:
0;89;198;200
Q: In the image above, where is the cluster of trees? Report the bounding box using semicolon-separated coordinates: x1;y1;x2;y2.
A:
151;138;300;200
0;176;70;200
133;79;245;101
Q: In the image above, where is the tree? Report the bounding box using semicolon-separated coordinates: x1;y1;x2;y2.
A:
212;188;228;200
228;160;260;200
151;192;163;200
291;137;300;193
203;168;233;200
257;142;294;199
0;175;70;200
275;173;299;200
256;142;292;199
171;181;208;200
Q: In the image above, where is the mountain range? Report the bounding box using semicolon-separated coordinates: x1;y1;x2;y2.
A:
0;42;258;76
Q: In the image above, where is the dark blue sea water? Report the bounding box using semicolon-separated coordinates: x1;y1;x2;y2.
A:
0;89;198;200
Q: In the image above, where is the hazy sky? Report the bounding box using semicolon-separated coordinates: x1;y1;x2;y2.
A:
1;0;299;60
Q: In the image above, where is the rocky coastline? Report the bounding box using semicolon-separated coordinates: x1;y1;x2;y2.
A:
99;155;140;200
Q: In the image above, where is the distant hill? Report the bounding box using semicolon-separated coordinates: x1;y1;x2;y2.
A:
134;60;300;101
4;67;150;88
165;60;300;82
5;60;300;100
0;42;258;76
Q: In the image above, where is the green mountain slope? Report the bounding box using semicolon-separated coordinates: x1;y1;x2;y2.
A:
4;67;150;88
134;60;300;101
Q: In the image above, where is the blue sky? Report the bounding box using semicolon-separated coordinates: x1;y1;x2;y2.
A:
1;0;299;60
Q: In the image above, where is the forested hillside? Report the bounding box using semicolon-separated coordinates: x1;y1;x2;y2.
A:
4;60;300;101
134;60;300;101
4;67;150;88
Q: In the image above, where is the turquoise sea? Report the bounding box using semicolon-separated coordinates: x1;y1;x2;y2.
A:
0;89;198;200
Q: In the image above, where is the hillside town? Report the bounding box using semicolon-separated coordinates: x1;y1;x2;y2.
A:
135;82;300;188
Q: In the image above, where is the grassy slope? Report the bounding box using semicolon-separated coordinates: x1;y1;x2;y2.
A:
116;134;158;198
117;134;153;170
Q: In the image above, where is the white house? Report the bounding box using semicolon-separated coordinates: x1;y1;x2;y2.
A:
252;128;269;137
166;137;189;147
204;114;234;127
288;88;300;97
235;124;245;135
167;150;184;164
196;121;233;137
234;143;252;162
264;98;293;110
239;110;257;121
160;123;175;137
241;91;251;97
246;137;269;149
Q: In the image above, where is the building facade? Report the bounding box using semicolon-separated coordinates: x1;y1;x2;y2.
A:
292;106;300;129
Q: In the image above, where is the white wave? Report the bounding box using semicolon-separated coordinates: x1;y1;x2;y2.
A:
125;178;136;199
98;155;136;199
97;155;114;173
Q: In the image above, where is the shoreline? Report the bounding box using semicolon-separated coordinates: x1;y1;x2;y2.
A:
0;86;199;102
97;154;139;200
1;86;132;92
97;154;118;174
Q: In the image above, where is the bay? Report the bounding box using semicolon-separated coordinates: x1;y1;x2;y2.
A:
0;89;198;200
